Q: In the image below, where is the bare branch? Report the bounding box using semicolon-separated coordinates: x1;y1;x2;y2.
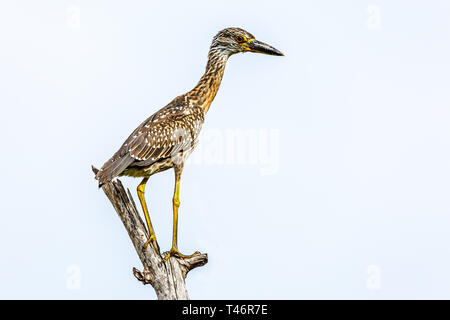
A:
92;166;208;300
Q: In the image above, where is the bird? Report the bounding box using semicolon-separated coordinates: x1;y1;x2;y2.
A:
95;27;283;262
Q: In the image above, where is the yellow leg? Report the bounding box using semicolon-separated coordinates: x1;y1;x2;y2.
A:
137;177;160;254
163;164;199;262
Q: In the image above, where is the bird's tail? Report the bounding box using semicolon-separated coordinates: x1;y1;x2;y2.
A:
94;153;133;188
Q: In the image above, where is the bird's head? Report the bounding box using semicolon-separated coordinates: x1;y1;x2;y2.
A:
211;27;284;57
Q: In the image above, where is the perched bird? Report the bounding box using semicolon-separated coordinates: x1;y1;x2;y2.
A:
96;27;283;261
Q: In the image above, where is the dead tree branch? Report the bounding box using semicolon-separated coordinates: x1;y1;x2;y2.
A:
92;166;207;300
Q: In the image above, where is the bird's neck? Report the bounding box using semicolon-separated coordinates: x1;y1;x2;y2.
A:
188;48;229;114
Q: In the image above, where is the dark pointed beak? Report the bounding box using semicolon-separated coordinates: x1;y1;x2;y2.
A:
247;39;284;56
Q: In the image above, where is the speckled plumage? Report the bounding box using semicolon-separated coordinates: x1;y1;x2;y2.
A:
96;27;283;186
96;97;205;185
95;27;283;260
97;29;240;185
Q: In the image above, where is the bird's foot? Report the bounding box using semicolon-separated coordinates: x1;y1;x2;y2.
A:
163;247;200;262
143;234;160;255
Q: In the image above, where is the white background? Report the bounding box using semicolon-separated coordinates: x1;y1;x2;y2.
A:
0;0;449;299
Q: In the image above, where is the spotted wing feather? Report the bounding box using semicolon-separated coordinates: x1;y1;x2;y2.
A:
128;107;204;163
95;101;204;186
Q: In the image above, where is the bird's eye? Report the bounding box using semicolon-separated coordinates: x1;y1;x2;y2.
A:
235;36;245;43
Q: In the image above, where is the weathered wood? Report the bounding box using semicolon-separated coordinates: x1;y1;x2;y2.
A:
92;166;207;300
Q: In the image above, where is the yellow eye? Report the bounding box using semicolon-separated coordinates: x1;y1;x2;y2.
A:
235;36;245;43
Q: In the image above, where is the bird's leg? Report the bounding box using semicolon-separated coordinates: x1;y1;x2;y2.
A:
137;177;160;254
163;163;199;262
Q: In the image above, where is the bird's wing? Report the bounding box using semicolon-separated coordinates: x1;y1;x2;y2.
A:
127;106;204;163
95;102;204;185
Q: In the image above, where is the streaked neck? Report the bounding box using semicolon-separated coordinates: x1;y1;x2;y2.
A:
188;47;229;114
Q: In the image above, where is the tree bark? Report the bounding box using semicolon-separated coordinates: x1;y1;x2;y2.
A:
92;167;207;300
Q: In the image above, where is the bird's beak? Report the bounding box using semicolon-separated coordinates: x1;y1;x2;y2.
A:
246;39;284;56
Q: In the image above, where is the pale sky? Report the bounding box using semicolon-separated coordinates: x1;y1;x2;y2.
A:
1;0;450;299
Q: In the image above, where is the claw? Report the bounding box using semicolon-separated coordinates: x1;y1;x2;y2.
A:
163;248;199;262
143;234;160;255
